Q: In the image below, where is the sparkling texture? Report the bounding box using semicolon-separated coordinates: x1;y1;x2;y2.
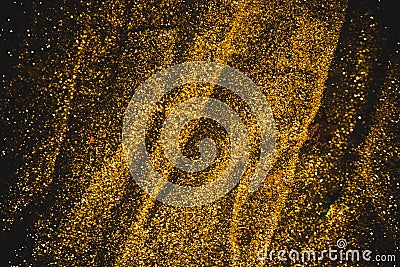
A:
0;0;398;266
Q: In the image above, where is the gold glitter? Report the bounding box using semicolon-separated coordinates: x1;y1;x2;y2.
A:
1;0;398;266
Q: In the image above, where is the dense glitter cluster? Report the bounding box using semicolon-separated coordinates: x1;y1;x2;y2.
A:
1;0;398;266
